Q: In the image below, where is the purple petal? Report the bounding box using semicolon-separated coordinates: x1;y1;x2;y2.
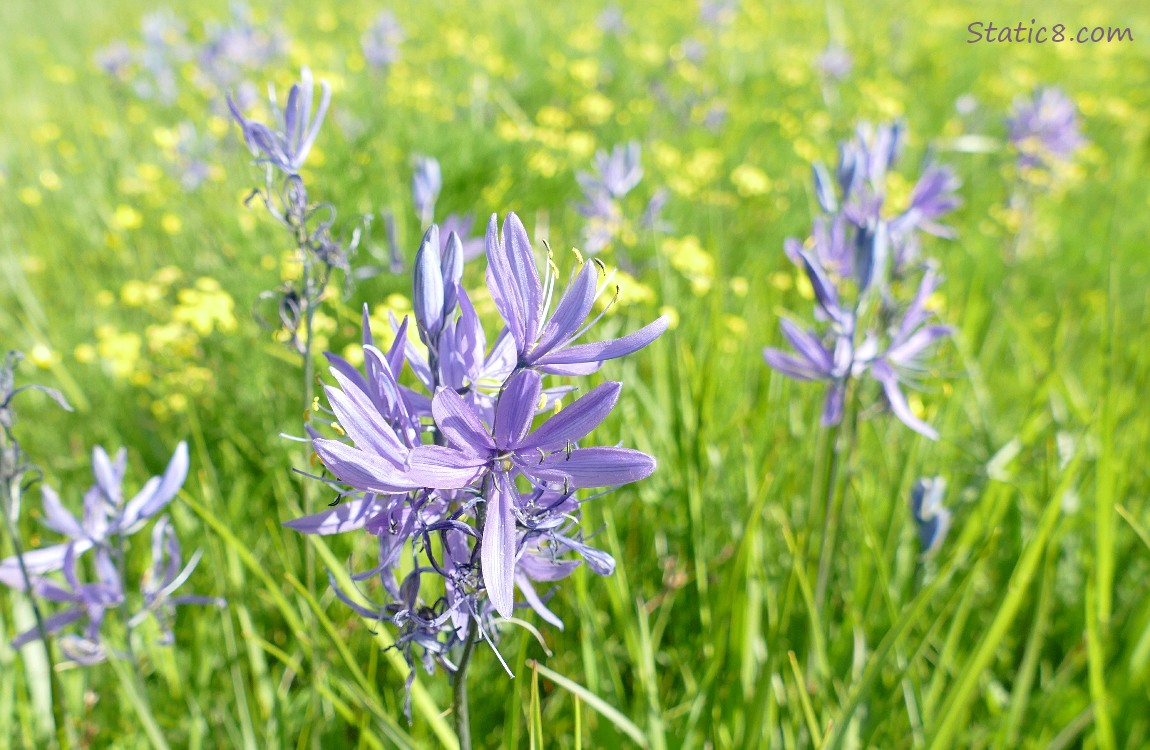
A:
521;381;620;453
779;320;834;373
486;214;527;352
120;442;189;532
535;316;668;366
313;439;422;493
525;447;655;488
518;554;580;582
821;381;846;426
764;348;826;382
40;485;82;538
407;445;487;489
482;474;518;618
494;369;542;450
326;385;407;460
537;360;603;376
284;497;384;535
0;540;94;587
532;262;597;358
871;362;938;440
12;609;86;648
502;213;544;345
886;325;952;365
431;387;495;455
515;573;564;629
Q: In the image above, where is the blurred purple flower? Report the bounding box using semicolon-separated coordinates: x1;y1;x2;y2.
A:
1007;87;1085;169
128;517;225;645
228;66;331;176
412;155;442;226
910;477;950;556
0;442;188;589
362;11;404;69
817;46;852;81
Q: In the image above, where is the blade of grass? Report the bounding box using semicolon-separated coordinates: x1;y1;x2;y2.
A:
528;660;649;749
926;457;1079;749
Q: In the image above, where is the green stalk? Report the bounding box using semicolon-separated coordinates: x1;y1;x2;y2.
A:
813;387;857;629
1;430;70;750
452;590;478;750
2;505;71;750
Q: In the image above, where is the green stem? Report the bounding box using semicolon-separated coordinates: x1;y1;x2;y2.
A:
1;438;70;750
453;617;478;750
814;395;858;619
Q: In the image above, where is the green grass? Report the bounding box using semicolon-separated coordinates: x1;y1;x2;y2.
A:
1;0;1149;747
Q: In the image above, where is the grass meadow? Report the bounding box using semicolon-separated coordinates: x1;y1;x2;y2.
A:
1;0;1149;747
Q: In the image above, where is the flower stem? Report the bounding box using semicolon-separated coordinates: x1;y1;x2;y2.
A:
1;437;71;750
453;616;478;750
813;394;858;623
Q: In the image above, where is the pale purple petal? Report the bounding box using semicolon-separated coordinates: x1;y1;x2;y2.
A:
407;445;487;489
525;447;655;488
872;361;938;440
39;485;82;538
313;439;422;493
535;316;668;366
494;370;542;450
532;262;597;357
284;497;384;535
482;474;518;618
521;381;620;453
515;573;564;629
431;387;495;455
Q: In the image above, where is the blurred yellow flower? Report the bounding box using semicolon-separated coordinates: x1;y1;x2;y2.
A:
112;204;143;230
731;164;771;196
29;344;60;369
18;187;42;207
662;236;715;296
174;279;237;336
39;170;61;191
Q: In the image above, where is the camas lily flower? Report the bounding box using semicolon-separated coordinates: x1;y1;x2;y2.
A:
426;369;655;617
909;477;950;556
869;268;952;439
128;516;225;645
1007;87;1085;170
228;66;330;175
0;442;188;588
11;545;122;665
485;213;668;375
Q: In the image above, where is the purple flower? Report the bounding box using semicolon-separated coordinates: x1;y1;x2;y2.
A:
818;46;852;81
578;142;643;200
128;517;225;645
0;442;188;589
362;11;404;69
426;369;655;617
485;213;668;374
412;155;442;226
910;477;950;556
11;545;122;665
228;67;331;176
869;268;951;439
1007;87;1086;169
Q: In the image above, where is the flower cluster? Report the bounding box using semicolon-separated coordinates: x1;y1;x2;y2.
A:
286;212;667;714
1007;87;1086;171
764;122;959;438
0;383;220;665
229;68;367;353
574;142;669;255
95;5;289;190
